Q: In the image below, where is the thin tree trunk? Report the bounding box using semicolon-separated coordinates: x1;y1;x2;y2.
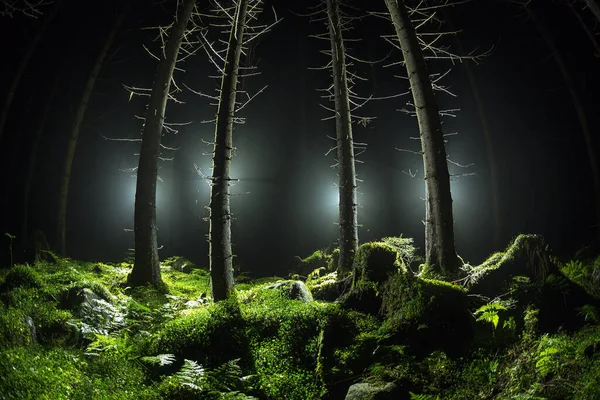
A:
527;4;600;243
128;0;196;287
56;6;127;256
209;0;250;301
327;0;359;273
446;14;502;250
568;2;600;57
21;65;63;249
0;0;61;143
384;0;459;274
583;0;600;24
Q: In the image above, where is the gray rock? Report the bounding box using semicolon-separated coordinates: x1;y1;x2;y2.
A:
345;382;400;400
265;280;313;302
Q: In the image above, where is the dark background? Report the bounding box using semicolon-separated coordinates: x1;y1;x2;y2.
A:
0;0;598;276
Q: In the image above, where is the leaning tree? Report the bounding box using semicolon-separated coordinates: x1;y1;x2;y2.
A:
126;0;198;286
382;0;465;274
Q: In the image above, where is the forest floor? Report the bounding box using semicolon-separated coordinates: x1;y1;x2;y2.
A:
1;234;600;399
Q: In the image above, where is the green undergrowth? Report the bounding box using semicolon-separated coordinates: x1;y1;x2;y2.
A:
1;236;599;399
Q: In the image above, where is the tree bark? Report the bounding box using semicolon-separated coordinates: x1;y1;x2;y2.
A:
384;0;459;274
209;0;250;301
0;0;60;143
128;0;196;287
326;0;359;274
527;4;600;244
56;5;127;256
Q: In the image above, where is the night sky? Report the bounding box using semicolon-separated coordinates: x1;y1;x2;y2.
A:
0;0;598;276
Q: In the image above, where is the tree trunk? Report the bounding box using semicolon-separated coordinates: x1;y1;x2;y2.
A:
0;0;60;143
527;4;600;244
128;0;196;287
384;0;459;274
209;0;250;301
326;0;359;273
583;0;600;24
56;6;127;256
21;65;63;249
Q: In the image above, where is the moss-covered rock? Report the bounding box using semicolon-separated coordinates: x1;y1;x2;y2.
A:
465;234;555;297
344;382;401;400
353;242;399;288
339;281;382;316
380;272;472;357
306;270;351;302
162;256;199;274
296;249;330;277
264;280;313;302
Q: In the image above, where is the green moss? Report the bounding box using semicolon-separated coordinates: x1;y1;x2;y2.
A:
380;272;471;356
0;264;43;292
0;307;32;348
0;346;158;399
353;242;400;287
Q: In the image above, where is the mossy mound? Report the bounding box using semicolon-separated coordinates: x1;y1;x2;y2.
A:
352;242;400;288
465;234;555;297
306;270;351;301
381;272;472;357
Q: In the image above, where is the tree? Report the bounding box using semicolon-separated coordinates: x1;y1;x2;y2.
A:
127;0;197;287
56;5;127;256
383;0;460;274
326;0;359;273
208;0;251;301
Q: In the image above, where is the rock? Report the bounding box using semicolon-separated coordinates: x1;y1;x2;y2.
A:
345;382;401;400
265;280;313;302
162;256;198;273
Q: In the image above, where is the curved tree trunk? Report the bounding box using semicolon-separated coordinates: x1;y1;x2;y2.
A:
21;66;63;249
128;0;196;287
55;6;127;256
384;0;459;274
326;0;359;273
209;0;250;301
0;0;61;143
568;2;600;57
526;4;600;244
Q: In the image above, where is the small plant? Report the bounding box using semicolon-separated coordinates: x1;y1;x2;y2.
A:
4;232;15;267
474;300;508;330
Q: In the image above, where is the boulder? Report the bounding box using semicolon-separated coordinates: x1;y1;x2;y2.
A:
345;382;402;400
265;280;313;302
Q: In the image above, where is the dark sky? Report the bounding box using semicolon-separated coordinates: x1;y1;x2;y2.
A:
0;0;598;275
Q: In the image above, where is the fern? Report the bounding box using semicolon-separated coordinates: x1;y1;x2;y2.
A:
474;301;507;329
140;353;176;367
